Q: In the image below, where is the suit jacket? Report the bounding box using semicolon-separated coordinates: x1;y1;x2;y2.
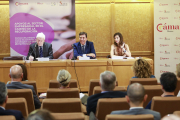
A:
86;91;127;115
6;82;41;109
73;41;96;59
26;42;53;60
111;108;161;120
0;107;24;120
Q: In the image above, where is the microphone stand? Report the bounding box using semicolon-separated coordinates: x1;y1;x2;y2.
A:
71;44;76;60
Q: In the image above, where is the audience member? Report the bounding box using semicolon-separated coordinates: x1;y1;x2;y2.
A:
161;115;180;120
26;109;55;120
17;64;28;81
132;59;155;78
0;82;24;120
57;69;71;89
111;83;161;120
145;72;177;109
7;65;41;109
86;71;127;115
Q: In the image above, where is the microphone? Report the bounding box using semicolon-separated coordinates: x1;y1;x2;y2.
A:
71;44;76;60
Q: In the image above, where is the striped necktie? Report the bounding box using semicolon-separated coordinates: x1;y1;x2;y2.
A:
40;46;43;57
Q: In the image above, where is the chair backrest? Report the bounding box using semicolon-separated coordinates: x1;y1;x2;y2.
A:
89;79;118;96
143;85;163;107
21;81;38;95
173;111;180;117
6;98;28;117
46;88;79;98
96;98;129;120
7;89;35;114
49;79;78;88
93;86;126;95
51;113;85;120
3;56;24;60
174;78;180;96
7;81;38;95
41;98;82;113
151;97;180;117
0;116;16;120
129;78;157;85
105;114;154;120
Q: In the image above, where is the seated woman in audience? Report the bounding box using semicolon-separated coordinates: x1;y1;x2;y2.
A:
39;69;71;98
110;32;131;57
132;59;155;78
17;64;28;81
26;109;55;120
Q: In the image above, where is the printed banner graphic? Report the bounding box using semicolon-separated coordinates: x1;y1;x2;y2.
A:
10;0;75;59
154;0;180;81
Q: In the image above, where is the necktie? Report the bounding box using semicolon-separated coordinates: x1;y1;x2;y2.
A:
82;45;85;54
40;46;43;57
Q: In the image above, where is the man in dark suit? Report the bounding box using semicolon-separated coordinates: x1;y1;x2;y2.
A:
145;72;177;109
73;32;96;59
0;82;24;120
86;71;127;115
7;65;41;109
111;83;161;120
27;32;53;60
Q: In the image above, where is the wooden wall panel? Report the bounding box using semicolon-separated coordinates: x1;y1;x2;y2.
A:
75;4;112;52
114;3;153;51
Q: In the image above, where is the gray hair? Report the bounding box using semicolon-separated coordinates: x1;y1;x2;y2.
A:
10;65;22;79
100;71;116;91
57;69;71;87
127;83;145;105
0;82;7;105
36;32;45;40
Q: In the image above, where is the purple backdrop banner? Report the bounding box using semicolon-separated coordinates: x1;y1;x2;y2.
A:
10;0;75;59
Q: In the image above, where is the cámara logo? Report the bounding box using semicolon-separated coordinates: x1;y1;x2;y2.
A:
159;17;168;20
159;3;168;6
160;57;169;60
176;50;180;53
160;70;169;73
165;64;170;67
15;2;28;6
157;23;180;32
176;37;180;40
160;44;169;47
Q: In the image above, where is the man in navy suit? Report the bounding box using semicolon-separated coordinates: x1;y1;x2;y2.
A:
7;65;41;109
73;32;96;59
111;83;161;120
86;71;127;115
0;82;24;120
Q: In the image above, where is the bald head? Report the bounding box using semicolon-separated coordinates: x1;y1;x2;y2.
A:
127;83;145;105
9;65;23;80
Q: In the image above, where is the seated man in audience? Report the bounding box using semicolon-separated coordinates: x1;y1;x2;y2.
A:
86;71;127;115
7;65;41;109
111;83;161;120
73;32;96;59
145;72;177;109
0;82;24;120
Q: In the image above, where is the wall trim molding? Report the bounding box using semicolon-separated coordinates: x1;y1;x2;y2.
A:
0;1;9;5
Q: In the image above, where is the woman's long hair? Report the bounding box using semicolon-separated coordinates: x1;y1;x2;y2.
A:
114;32;124;47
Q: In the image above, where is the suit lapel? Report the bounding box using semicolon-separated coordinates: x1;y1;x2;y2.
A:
85;41;89;54
78;42;83;54
43;43;46;57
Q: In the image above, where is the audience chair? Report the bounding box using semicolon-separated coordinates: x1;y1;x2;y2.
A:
7;89;35;114
93;86;126;95
21;81;38;95
7;81;38;95
5;98;28;117
174;78;180;96
3;56;24;60
143;85;163;107
51;113;87;120
151;97;180;117
173;111;180;117
41;98;82;113
46;88;79;98
105;114;154;120
96;98;129;120
49;79;78;88
0;116;16;120
129;78;157;85
89;79;118;96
